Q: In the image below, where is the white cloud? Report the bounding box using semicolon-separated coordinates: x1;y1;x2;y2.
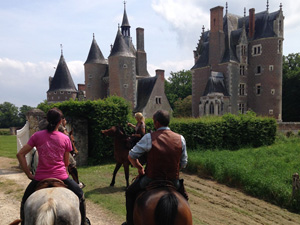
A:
0;58;84;107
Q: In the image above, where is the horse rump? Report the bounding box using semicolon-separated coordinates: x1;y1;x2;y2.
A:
154;192;178;225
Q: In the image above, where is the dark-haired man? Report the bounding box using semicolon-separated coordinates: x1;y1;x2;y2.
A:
122;110;188;225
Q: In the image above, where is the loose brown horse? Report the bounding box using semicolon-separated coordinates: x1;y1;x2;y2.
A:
133;183;193;225
101;126;131;187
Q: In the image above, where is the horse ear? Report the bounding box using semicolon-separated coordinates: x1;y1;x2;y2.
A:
69;130;73;136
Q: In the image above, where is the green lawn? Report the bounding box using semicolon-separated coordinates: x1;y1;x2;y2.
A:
0;135;17;158
1;134;300;215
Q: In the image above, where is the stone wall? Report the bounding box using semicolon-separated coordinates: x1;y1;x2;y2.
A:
277;122;300;134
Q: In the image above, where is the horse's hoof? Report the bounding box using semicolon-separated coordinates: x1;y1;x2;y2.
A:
110;183;115;187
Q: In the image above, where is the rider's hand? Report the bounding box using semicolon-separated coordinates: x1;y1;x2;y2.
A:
27;173;34;180
138;167;145;176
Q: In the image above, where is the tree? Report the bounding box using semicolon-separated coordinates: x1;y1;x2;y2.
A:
165;70;192;109
282;53;300;122
0;102;21;128
173;95;192;117
19;105;34;125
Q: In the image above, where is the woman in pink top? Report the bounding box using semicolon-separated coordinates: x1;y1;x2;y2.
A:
17;108;89;225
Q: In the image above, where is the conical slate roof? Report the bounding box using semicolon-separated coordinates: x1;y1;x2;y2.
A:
85;35;107;64
47;54;77;92
109;29;135;58
121;6;130;27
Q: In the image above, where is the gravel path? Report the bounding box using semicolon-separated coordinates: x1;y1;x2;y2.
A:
2;156;300;225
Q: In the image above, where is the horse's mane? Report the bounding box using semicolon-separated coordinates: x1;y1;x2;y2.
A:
36;198;57;225
154;190;178;225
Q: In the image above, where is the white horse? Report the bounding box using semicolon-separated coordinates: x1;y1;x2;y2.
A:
24;187;81;225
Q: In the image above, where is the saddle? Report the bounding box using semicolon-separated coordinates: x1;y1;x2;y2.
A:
146;180;177;192
35;178;67;191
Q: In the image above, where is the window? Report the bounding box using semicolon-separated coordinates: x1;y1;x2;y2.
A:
256;84;261;95
256;66;261;74
269;109;274;115
123;84;128;88
278;40;282;53
271;89;275;95
241;45;247;56
123;64;128;68
60;91;64;94
209;102;214;114
240;65;245;76
238;103;245;114
155;96;162;104
67;91;71;94
269;65;274;71
89;74;93;78
252;44;262;56
279;20;282;32
239;83;246;96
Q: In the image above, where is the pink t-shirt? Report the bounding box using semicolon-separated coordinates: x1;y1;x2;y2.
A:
27;130;72;181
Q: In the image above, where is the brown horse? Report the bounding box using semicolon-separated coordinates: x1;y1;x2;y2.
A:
133;183;193;225
101;126;131;187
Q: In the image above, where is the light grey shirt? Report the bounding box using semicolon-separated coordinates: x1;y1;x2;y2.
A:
129;127;188;168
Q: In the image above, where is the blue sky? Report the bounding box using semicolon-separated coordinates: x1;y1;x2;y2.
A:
1;0;299;107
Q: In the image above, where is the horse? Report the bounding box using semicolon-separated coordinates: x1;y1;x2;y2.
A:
133;182;193;225
101;125;131;187
9;187;81;225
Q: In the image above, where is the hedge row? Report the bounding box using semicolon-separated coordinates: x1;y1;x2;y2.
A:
38;99;277;163
167;112;277;150
38;97;131;163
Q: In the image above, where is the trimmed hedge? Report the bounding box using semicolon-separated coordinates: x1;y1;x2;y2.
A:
168;112;277;150
38;97;131;164
38;99;277;163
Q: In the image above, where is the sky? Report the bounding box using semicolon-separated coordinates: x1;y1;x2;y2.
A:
1;0;299;108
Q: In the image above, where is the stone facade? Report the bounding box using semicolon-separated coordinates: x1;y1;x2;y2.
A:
192;4;284;120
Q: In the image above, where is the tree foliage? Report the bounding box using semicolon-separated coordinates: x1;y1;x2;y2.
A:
282;53;300;122
173;95;192;117
165;70;192;110
0;102;32;128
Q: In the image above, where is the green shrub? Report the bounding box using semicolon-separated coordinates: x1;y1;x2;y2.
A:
38;97;131;164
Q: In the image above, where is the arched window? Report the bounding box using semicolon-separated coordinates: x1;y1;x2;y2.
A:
209;102;214;115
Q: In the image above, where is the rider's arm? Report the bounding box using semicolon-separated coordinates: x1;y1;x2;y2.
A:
180;135;188;169
16;144;34;180
128;155;145;176
129;133;152;159
64;151;70;173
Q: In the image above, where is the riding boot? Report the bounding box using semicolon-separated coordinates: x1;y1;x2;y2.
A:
69;165;79;184
20;202;25;225
125;193;135;225
80;196;90;225
178;179;189;201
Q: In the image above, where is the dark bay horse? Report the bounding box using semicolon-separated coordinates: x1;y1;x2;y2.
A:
101;126;131;187
133;183;192;225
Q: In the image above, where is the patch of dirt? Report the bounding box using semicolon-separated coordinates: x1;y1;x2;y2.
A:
1;156;300;225
0;157;121;225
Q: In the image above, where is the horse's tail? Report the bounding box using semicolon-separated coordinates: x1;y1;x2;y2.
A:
155;191;178;225
36;198;57;225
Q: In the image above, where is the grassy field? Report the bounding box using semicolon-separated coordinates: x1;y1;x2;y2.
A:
0;135;17;158
1;134;300;215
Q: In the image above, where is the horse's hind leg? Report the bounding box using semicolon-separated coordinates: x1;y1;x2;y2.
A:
124;162;130;188
110;162;122;186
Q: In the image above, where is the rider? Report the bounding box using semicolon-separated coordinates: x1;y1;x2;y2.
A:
127;112;146;144
59;116;85;188
122;110;188;225
17;107;90;225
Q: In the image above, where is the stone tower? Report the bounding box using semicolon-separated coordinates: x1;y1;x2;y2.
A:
47;50;78;103
192;3;284;120
84;34;108;100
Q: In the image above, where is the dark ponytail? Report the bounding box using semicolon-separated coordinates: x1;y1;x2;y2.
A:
46;108;63;132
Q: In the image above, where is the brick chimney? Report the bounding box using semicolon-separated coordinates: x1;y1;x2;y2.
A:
156;69;165;92
136;27;144;51
209;6;225;66
249;8;255;39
